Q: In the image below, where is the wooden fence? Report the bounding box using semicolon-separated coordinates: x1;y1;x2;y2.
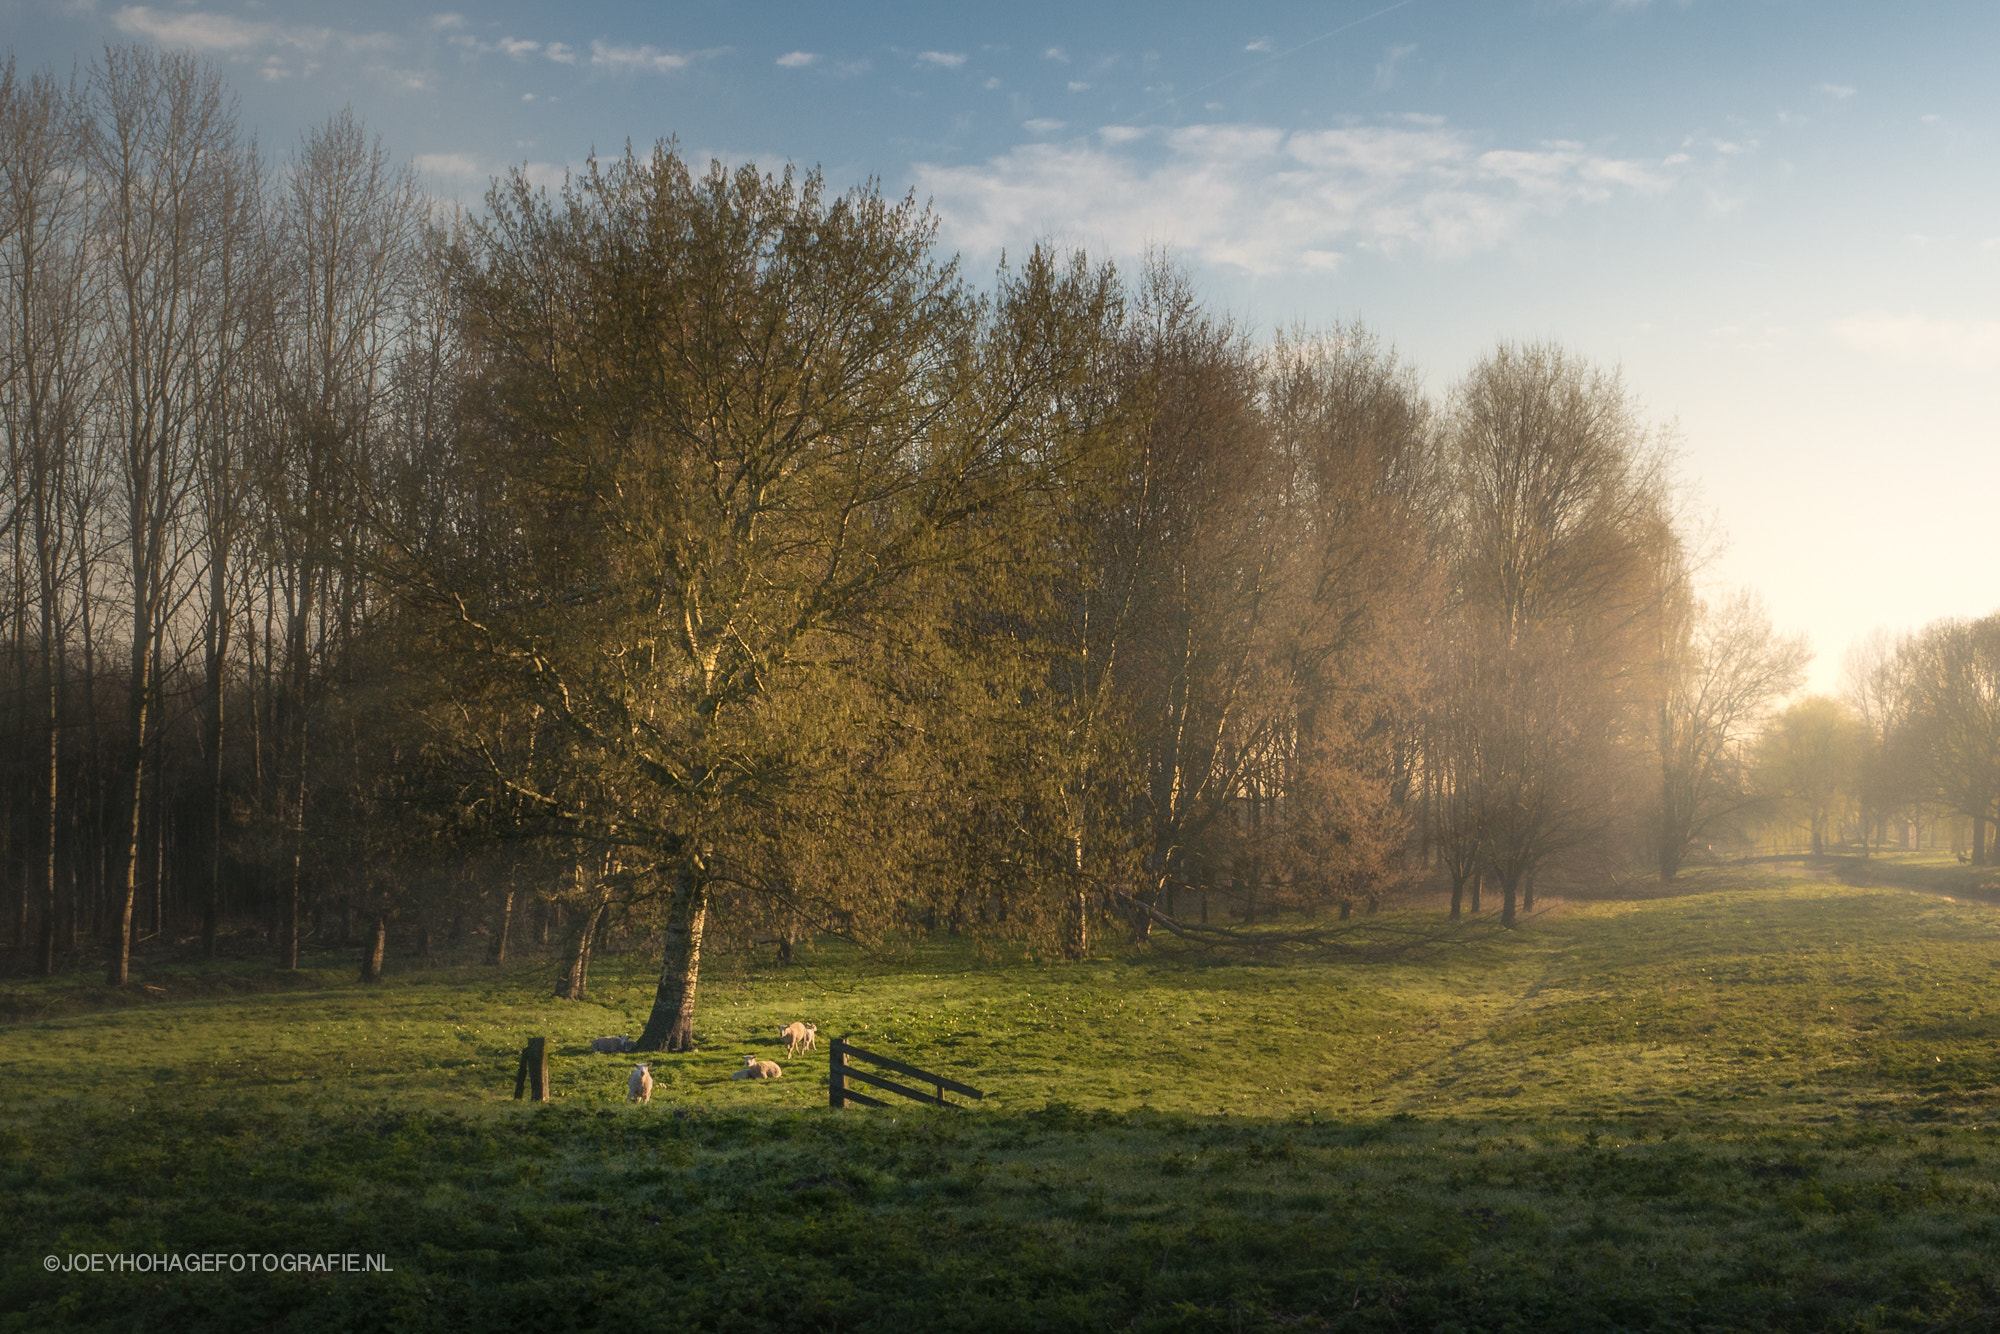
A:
829;1036;985;1110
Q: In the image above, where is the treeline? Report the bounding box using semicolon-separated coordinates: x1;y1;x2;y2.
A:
1749;617;2000;861
5;49;1967;1047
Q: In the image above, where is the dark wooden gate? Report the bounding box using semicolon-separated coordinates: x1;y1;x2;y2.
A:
829;1037;985;1109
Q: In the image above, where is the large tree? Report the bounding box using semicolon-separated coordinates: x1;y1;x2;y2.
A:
1445;342;1678;925
417;147;1104;1049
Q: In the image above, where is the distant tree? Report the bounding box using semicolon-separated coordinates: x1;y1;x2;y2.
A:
1841;627;1915;854
1893;614;2000;864
1654;590;1809;880
1754;696;1865;856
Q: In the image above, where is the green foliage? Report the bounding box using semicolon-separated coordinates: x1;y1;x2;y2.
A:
6;863;2000;1328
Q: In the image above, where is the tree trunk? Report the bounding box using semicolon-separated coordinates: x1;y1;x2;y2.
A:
1448;870;1464;921
1521;869;1536;915
1470;869;1482;914
1499;869;1518;928
360;912;386;983
487;890;514;965
554;897;606;1000
637;871;706;1052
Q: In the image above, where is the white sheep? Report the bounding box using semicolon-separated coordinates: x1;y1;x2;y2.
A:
732;1055;782;1080
778;1021;817;1057
628;1062;653;1103
592;1035;636;1054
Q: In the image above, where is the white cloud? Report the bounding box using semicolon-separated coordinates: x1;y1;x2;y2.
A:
414;151;483;179
917;51;966;69
1833;313;2000;369
1067;80;1091;92
497;38;539;59
1819;83;1856;100
1023;118;1065;133
430;13;466;31
1244;39;1271;52
1043;47;1069;62
984;76;1002;90
918;120;1681;276
775;51;817;68
590;40;692;73
545;43;577;66
112;6;394;56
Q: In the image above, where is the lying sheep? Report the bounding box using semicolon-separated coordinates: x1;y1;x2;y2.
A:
778;1021;817;1057
628;1062;654;1103
592;1035;637;1054
732;1055;782;1080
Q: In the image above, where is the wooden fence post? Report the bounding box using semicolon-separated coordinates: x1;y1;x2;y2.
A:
830;1036;845;1109
515;1036;550;1101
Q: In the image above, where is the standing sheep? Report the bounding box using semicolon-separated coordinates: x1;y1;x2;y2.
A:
778;1022;817;1057
732;1055;782;1080
628;1062;654;1103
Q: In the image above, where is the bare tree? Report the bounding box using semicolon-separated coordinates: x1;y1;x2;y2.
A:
0;62;96;973
257;108;419;968
1894;614;2000;864
1446;342;1678;925
1654;589;1809;879
92;47;248;983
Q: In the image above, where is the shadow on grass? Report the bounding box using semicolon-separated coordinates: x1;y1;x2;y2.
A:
6;1098;1998;1333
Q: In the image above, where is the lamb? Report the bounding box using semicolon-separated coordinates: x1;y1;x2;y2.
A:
628;1062;653;1103
778;1021;817;1057
732;1055;782;1080
592;1035;637;1054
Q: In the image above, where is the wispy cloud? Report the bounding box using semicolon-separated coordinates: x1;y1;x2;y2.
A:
590;40;704;73
1023;118;1065;133
1819;83;1856;100
113;7;395;57
1043;47;1069;62
1244;39;1272;52
1372;43;1416;92
916;51;966;69
919;121;1681;275
1833;313;2000;368
775;51;817;68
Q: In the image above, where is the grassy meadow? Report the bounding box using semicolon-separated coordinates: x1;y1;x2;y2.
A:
4;857;2000;1330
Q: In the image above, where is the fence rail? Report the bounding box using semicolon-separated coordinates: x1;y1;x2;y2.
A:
830;1037;985;1110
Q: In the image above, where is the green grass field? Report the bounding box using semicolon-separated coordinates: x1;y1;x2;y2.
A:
4;859;1999;1330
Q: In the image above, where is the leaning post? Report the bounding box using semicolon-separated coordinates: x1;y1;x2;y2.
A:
830;1036;845;1109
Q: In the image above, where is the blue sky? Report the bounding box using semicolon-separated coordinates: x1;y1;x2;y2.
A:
7;0;1997;689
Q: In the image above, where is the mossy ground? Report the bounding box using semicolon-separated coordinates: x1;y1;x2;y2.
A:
4;858;1999;1330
